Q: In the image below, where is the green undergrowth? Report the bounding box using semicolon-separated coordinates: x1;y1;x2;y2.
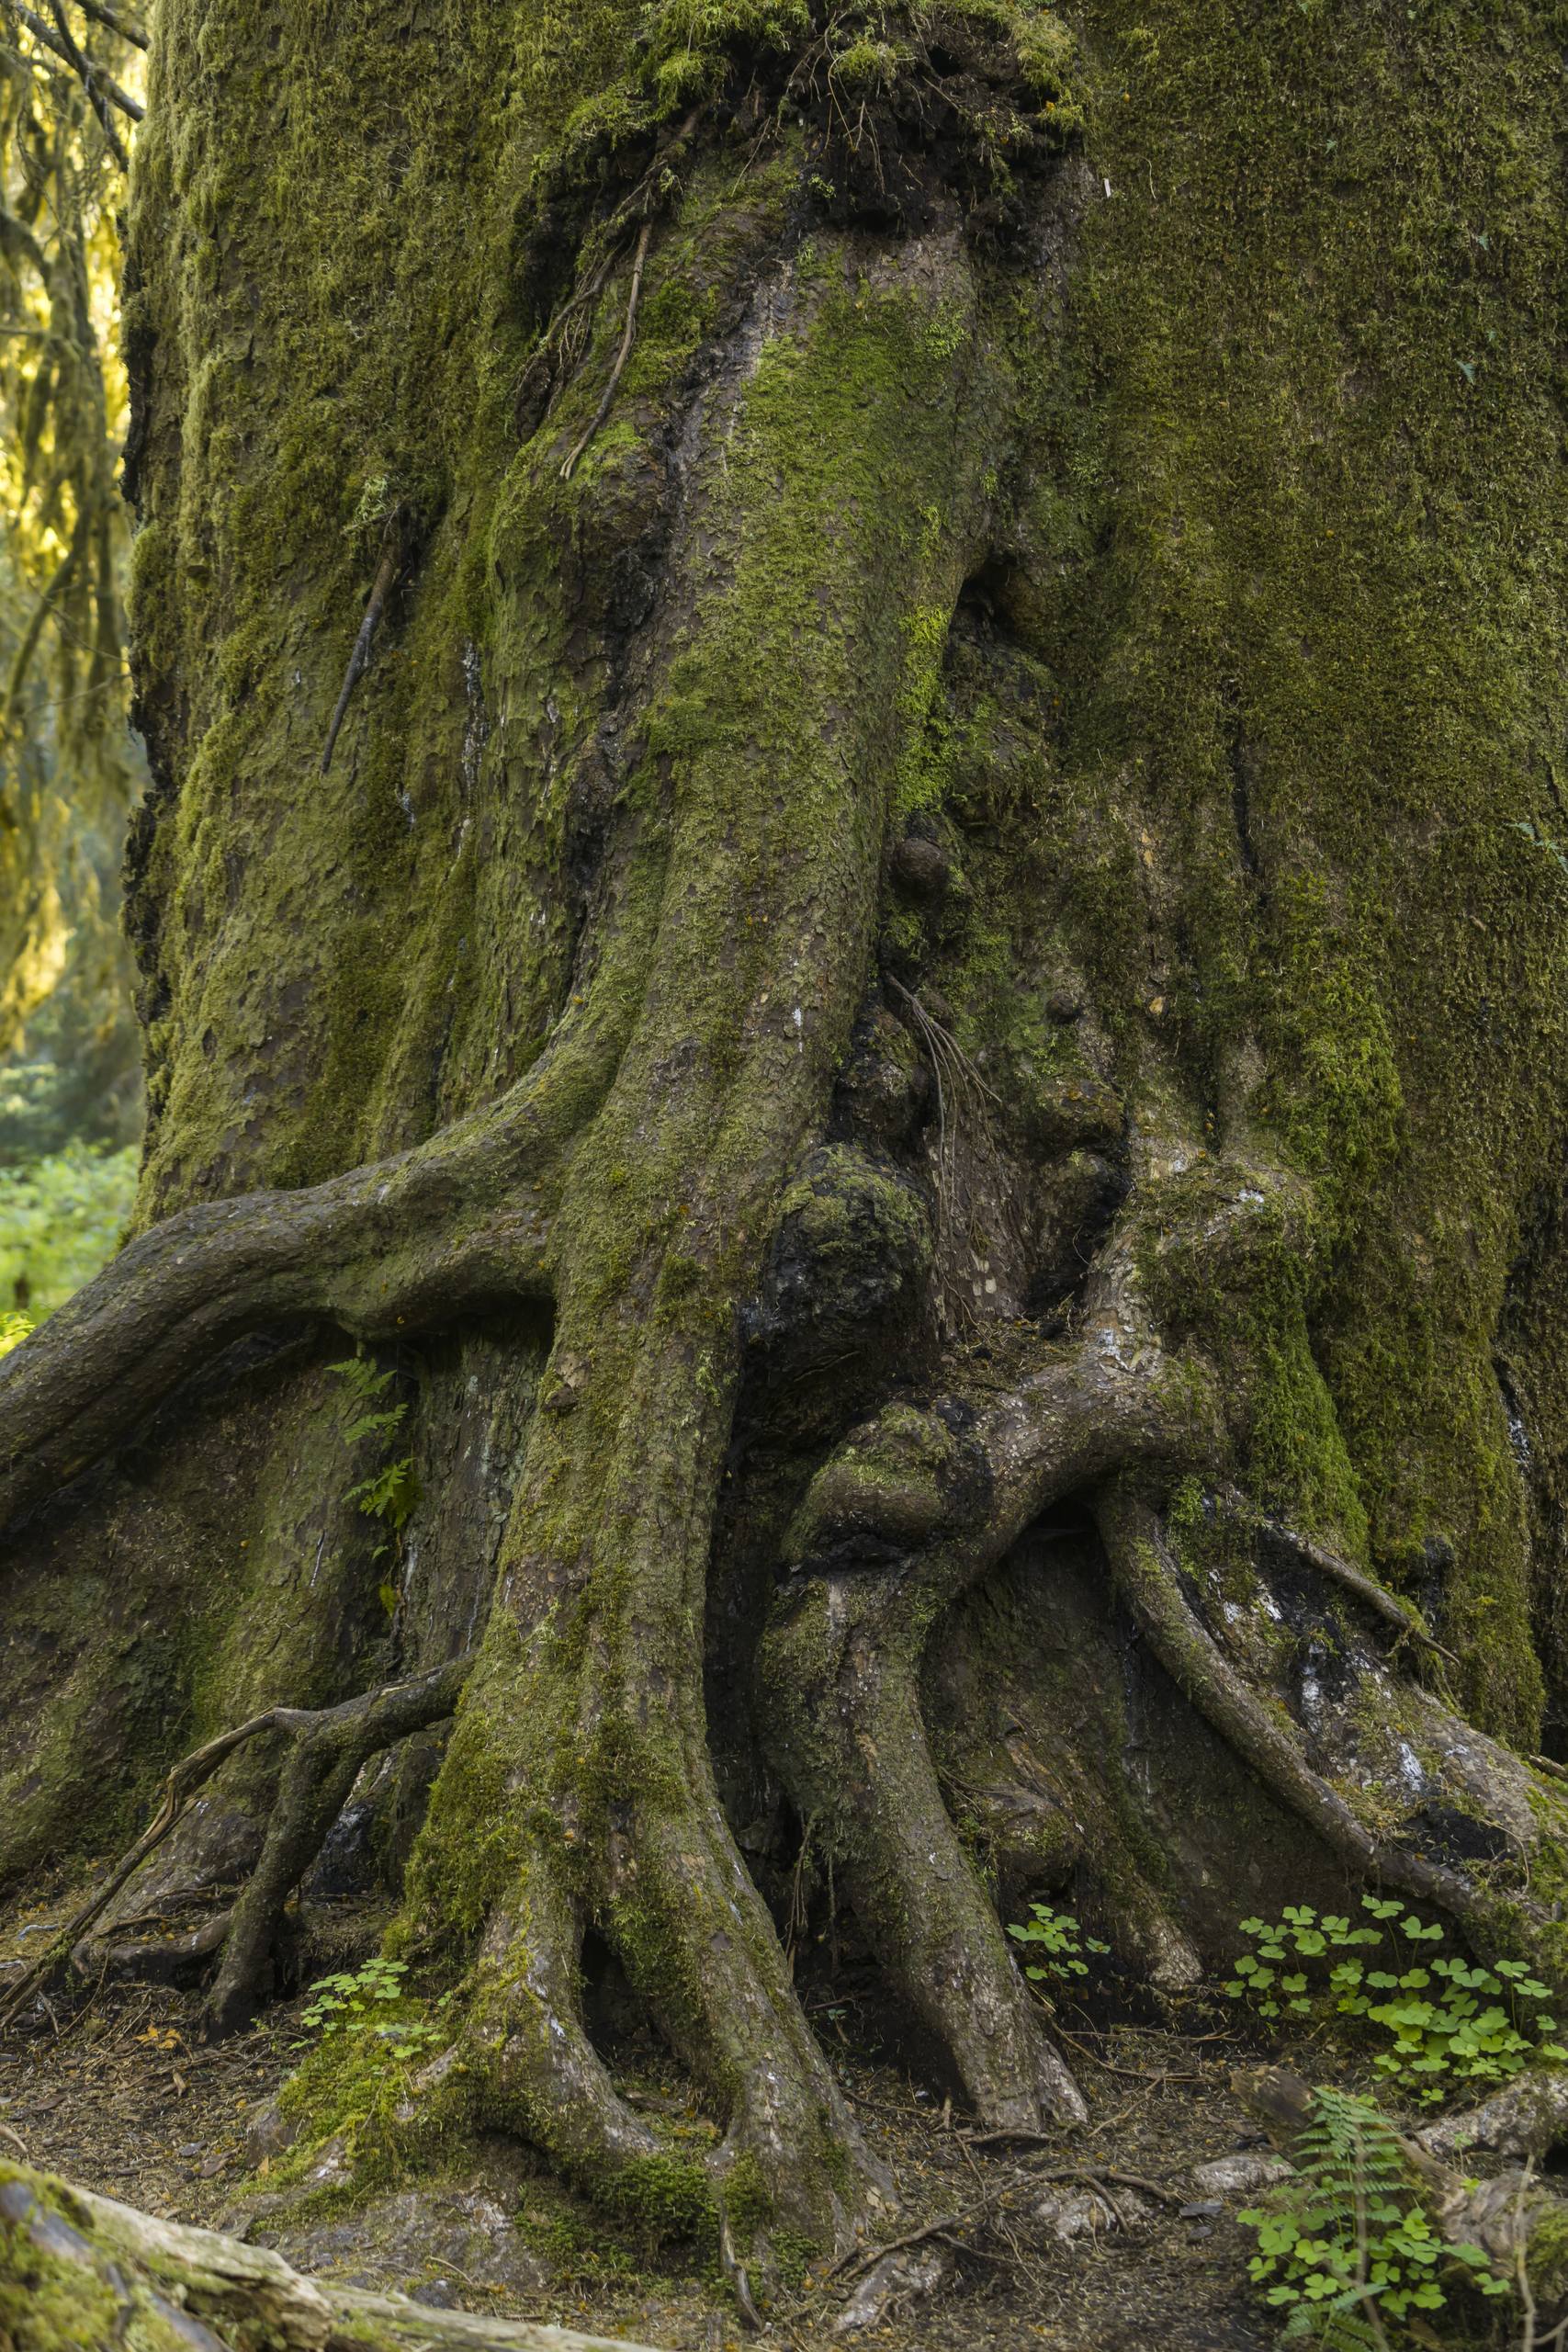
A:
0;1143;136;1326
1223;1896;1567;2107
1239;2085;1510;2350
1012;1890;1568;2116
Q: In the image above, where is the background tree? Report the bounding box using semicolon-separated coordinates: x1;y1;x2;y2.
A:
0;0;144;1047
6;0;1568;2277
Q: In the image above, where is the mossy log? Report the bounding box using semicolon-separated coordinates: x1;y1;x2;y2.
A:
7;0;1568;2278
0;2163;655;2352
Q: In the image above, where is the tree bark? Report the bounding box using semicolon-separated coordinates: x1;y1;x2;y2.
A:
6;0;1568;2274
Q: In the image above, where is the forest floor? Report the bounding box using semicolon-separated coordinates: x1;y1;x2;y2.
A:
0;1884;1300;2352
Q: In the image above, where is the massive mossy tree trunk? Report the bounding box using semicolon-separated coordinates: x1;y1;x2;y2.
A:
7;0;1568;2264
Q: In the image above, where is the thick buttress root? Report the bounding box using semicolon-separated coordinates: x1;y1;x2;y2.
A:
3;217;1019;2255
399;1794;886;2255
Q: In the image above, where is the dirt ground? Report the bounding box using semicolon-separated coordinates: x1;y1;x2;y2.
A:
0;1893;1290;2352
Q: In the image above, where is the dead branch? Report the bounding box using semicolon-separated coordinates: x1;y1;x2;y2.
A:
71;0;146;46
42;0;141;114
830;2160;1175;2283
14;2;134;157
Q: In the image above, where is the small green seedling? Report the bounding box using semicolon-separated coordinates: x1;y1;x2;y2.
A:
298;1955;446;2061
1007;1902;1110;1989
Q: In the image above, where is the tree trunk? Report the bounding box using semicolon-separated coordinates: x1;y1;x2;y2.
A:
7;0;1568;2268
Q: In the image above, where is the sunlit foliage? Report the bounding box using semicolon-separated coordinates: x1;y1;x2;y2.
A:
0;0;145;1050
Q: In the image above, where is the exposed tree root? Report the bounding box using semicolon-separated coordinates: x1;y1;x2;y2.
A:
559;220;654;481
203;1657;474;2037
0;854;673;1534
401;1798;883;2254
321;507;406;775
1;1660;472;2033
1209;1481;1461;1668
0;2161;655;2352
1096;1484;1513;1931
761;1234;1216;2132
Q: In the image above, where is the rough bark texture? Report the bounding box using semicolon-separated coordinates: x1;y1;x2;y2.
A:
7;0;1568;2273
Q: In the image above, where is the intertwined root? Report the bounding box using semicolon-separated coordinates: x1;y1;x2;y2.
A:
763;1578;1088;2131
0;1661;472;2034
400;1782;886;2255
755;1182;1568;2143
204;1660;475;2039
757;1239;1213;2131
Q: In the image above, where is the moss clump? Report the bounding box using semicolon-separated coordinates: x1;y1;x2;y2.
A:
0;2178;129;2352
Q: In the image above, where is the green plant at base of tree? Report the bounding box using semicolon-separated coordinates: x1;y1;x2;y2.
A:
1224;1896;1565;2104
297;1954;448;2062
1239;2085;1509;2349
1006;1902;1110;1990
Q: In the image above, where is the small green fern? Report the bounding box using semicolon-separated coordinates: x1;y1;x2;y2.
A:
1240;2085;1509;2348
328;1352;421;1588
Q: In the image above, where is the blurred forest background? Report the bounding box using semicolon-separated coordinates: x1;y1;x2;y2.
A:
0;2;145;1345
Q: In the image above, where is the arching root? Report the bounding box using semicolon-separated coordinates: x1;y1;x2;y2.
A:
0;847;671;1535
0;1660;472;2034
760;1295;1213;2132
1095;1481;1511;1930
